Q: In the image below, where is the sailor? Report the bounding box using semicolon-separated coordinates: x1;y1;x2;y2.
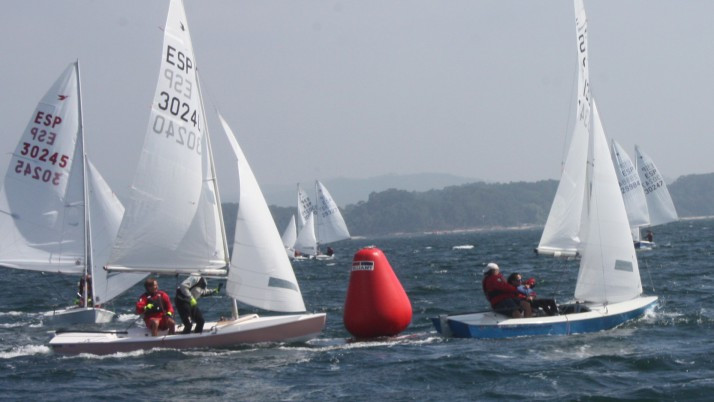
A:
481;262;531;318
174;275;221;334
136;277;175;336
75;274;93;307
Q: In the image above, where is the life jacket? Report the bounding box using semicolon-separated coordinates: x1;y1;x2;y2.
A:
143;292;165;314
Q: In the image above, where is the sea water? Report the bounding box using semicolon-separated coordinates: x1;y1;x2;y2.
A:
0;219;712;400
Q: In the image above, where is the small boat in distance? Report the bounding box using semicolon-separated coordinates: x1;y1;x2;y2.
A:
610;140;678;250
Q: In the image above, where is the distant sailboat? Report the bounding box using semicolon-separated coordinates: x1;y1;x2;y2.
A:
0;62;145;325
280;214;297;258
294;181;350;260
634;145;678;247
50;0;324;354
610;140;678;249
434;0;657;338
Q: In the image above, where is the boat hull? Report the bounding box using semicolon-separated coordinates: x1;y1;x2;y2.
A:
49;312;326;355
634;240;655;250
43;307;116;326
432;296;657;339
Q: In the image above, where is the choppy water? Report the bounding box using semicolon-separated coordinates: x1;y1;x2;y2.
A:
1;219;713;400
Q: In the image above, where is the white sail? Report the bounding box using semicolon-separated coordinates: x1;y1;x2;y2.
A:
0;64;84;273
220;115;306;313
107;0;227;274
635;145;678;227
297;184;314;231
315;180;350;245
537;0;591;257
294;213;318;256
575;102;642;303
610;139;650;227
281;214;297;257
85;160;146;304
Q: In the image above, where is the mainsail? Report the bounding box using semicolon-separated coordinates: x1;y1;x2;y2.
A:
107;0;228;274
315;180;350;245
610;139;650;228
536;0;591;257
635;145;678;227
0;64;84;273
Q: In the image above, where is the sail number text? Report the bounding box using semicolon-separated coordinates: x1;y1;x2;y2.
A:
12;112;70;186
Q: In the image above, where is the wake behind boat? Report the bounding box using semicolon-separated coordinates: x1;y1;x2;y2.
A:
50;0;324;354
434;0;657;339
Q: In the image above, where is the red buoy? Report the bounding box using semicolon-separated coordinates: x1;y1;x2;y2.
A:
343;246;412;338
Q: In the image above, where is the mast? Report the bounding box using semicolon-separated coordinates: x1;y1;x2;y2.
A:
195;71;236;318
76;60;93;306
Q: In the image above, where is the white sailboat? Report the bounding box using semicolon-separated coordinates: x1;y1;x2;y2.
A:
50;0;324;354
293;184;318;259
0;62;145;325
634;145;678;247
433;0;657;338
293;181;350;260
280;214;297;258
610;141;678;249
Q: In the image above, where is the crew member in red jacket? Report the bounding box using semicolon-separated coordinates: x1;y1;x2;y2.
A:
482;263;532;318
136;277;176;336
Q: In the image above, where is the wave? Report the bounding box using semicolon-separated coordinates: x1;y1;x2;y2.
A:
0;344;51;359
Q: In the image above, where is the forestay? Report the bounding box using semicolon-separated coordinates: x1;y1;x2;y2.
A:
610;139;649;227
536;0;591;257
315;181;350;245
635;146;678;227
219;115;306;312
575;102;642;304
107;0;227;274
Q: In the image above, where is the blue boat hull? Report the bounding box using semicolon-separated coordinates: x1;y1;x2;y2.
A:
432;296;657;339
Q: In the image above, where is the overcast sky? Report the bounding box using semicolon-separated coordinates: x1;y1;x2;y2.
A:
1;0;712;202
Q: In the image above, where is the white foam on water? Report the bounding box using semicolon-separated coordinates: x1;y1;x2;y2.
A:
452;244;474;250
0;344;51;359
0;311;27;317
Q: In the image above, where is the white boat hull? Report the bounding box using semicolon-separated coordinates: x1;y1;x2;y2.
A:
43;307;116;326
432;296;657;339
49;312;326;355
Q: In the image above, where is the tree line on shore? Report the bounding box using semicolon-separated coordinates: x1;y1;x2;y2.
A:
222;172;714;238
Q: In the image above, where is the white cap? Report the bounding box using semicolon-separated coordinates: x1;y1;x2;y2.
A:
483;262;499;273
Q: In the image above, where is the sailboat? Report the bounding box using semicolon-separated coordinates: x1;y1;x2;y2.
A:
49;0;324;354
0;62;145;325
634;145;678;248
610;141;678;249
293;184;318;259
432;0;657;339
293;181;350;260
280;214;297;258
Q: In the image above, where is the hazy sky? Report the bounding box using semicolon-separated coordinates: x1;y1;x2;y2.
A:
1;0;712;202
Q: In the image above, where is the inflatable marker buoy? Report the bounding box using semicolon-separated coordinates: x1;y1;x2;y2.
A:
343;246;412;338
